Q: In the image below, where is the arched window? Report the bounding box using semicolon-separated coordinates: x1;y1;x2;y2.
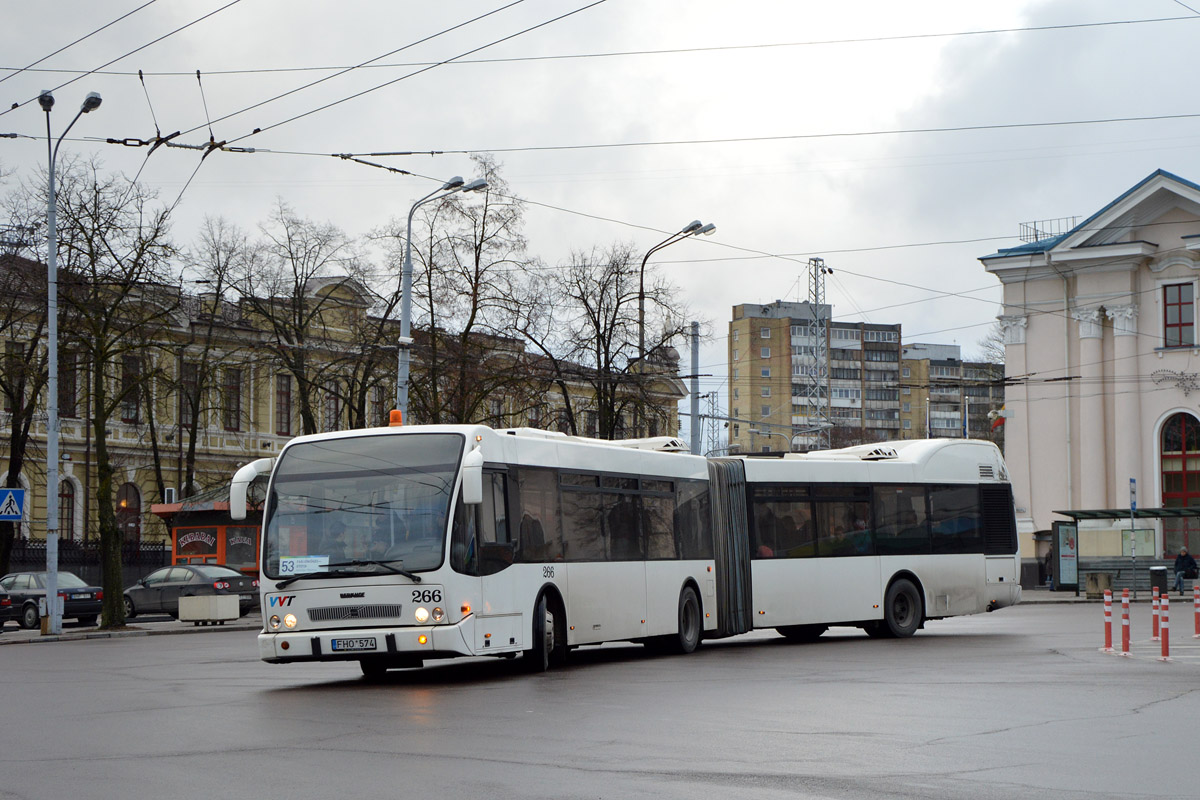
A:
116;482;141;543
59;481;75;542
1161;413;1200;554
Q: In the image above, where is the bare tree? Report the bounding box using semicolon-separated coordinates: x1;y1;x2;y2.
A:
972;320;1005;365
54;159;175;627
516;242;690;439
385;155;541;425
175;217;257;496
0;253;49;575
233;200;360;436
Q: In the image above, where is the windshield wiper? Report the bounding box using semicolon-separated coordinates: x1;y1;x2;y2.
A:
326;559;423;583
275;568;362;589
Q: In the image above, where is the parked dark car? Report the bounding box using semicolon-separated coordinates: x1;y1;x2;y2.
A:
0;584;12;630
123;564;259;619
0;571;103;629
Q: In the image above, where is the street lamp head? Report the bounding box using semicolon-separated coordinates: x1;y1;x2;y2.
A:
440;176;465;191
81;92;102;113
38;90;54;112
462;178;488;193
680;220;703;234
697;223;716;236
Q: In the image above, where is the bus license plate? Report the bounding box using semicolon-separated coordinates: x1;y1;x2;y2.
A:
331;637;377;652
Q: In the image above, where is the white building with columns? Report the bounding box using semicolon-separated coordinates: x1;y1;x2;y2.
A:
981;169;1200;580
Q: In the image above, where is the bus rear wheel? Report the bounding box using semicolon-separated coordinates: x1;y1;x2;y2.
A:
883;578;923;638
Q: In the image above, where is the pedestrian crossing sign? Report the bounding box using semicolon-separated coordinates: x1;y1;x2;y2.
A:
0;488;25;521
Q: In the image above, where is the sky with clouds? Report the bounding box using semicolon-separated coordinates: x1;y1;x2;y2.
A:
3;0;1200;432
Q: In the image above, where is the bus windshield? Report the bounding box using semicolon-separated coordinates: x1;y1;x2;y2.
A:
262;433;464;580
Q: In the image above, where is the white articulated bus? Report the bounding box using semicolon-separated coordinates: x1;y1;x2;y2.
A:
739;439;1022;641
230;425;1019;676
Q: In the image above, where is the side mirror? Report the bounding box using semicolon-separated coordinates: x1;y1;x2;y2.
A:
461;447;484;505
230;457;275;520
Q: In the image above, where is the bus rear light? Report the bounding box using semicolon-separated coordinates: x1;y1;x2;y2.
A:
269;615;282;629
432;607;444;622
283;613;297;628
414;607;430;623
417;635;428;645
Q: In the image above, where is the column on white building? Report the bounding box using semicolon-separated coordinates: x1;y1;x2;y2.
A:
998;314;1033;533
1106;304;1141;499
1072;307;1107;509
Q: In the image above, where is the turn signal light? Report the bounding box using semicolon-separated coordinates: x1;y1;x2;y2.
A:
461;603;471;615
417;635;428;645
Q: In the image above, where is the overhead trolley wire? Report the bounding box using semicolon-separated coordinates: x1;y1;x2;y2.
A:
0;0;160;87
5;13;1197;79
0;0;245;119
220;0;610;146
174;0;530;139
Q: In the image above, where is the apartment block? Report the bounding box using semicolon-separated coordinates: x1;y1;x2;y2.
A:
728;301;901;453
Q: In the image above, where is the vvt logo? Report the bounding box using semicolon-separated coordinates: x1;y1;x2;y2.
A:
269;595;295;607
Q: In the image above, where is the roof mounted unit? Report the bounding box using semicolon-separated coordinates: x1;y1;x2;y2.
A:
860;446;899;461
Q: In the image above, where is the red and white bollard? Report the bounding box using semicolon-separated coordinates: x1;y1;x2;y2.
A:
1152;586;1160;641
1101;589;1114;652
1193;586;1199;639
1121;588;1131;657
1159;596;1170;662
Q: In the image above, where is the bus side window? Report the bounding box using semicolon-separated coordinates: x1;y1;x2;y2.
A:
513;467;563;563
479;472;515;575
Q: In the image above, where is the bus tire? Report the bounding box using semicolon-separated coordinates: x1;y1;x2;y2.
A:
360;659;389;679
883;578;923;638
863;621;889;638
672;585;702;654
776;624;827;642
523;594;553;672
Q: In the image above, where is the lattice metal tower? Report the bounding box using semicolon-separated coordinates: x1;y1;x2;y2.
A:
804;257;832;450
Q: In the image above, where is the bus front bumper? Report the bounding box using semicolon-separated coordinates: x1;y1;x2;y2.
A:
259;617;475;663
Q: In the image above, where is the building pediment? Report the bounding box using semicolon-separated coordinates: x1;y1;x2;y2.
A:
1056;169;1200;251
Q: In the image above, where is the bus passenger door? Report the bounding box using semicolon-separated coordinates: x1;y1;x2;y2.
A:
476;471;521;652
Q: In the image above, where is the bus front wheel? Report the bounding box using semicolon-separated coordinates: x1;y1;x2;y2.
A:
523;594;554;672
883;579;923;638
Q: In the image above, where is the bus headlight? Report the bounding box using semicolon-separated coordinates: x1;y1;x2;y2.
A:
284;613;298;629
269;615;282;630
432;607;444;623
414;607;430;623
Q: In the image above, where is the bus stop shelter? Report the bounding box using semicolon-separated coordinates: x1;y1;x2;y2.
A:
1051;508;1200;595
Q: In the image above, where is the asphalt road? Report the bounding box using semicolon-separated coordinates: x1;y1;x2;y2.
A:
1;604;1195;800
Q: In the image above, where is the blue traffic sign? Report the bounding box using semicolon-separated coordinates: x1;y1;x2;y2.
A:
0;488;25;521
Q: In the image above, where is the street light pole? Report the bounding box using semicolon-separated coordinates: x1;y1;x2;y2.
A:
395;176;488;421
637;220;714;436
638;220;715;365
40;89;101;635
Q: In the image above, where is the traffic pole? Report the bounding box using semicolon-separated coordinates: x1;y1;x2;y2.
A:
1120;589;1131;657
1101;589;1113;652
1159;596;1170;662
1193;586;1199;639
1152;586;1160;640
